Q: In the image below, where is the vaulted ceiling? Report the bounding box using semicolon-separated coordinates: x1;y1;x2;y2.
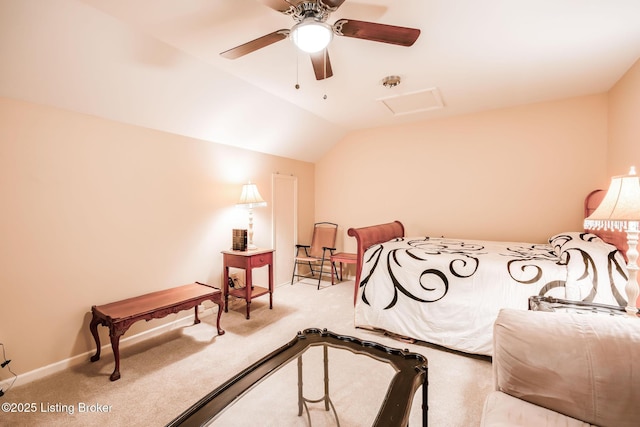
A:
1;0;639;162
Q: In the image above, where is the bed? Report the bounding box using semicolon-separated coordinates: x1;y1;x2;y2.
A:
347;191;631;356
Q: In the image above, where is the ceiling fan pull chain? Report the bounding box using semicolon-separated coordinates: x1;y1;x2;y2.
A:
295;50;300;90
323;49;328;99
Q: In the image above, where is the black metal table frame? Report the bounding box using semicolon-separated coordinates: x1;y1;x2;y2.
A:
528;295;638;317
166;328;429;427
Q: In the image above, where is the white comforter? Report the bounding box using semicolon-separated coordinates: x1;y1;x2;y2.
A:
354;232;628;356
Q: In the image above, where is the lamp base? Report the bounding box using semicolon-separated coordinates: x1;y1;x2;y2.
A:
624;267;639;316
624;228;639;315
247;208;258;251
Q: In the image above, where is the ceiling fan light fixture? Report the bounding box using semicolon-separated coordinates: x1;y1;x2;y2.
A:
291;18;333;53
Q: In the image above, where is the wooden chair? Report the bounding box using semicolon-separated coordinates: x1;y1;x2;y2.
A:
291;222;339;289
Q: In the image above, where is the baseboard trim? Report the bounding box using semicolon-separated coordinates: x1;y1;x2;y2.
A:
0;312;203;390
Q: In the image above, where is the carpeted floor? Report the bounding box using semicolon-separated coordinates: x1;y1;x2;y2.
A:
2;279;493;426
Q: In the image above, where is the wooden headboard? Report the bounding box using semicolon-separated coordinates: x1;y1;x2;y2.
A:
347;220;404;303
584;189;629;262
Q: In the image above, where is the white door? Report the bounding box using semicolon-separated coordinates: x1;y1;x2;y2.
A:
272;174;297;287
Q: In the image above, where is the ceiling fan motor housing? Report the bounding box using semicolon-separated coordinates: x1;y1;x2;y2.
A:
288;1;334;23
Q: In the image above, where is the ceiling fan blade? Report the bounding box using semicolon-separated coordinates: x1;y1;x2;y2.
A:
322;0;347;10
310;49;333;80
220;30;290;59
257;0;304;13
334;19;420;46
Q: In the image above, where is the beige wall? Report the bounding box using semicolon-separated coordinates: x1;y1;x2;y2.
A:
0;97;314;377
316;94;610;253
2;57;639;384
608;58;640;176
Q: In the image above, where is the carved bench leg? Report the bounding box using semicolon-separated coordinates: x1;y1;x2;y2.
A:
109;331;122;382
215;299;225;336
89;313;102;362
194;306;201;324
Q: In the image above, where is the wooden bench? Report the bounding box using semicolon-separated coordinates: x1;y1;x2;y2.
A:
89;282;224;381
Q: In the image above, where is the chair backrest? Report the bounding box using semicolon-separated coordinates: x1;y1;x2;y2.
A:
309;222;338;259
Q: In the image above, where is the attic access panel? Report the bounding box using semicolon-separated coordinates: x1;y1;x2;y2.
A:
379;87;444;116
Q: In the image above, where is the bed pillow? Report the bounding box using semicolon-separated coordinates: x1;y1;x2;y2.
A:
548;232;603;257
548;231;627;305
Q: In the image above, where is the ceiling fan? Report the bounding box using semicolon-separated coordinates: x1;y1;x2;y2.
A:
220;0;421;80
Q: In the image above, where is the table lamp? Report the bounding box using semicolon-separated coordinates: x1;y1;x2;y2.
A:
584;166;640;315
237;182;267;250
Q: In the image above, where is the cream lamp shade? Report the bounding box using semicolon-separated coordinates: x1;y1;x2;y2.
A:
237;183;267;250
237;183;267;209
584;166;640;314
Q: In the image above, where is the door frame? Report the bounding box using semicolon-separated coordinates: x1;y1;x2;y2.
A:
271;173;297;287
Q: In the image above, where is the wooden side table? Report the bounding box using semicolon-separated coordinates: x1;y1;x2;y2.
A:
330;252;358;302
222;248;274;319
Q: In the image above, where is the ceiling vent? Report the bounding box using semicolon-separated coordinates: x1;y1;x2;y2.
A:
378;87;444;116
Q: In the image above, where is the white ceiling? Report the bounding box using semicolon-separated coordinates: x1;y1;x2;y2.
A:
1;0;640;162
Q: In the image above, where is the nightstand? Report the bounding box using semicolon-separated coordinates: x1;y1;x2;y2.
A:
222;248;274;319
330;252;358;303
